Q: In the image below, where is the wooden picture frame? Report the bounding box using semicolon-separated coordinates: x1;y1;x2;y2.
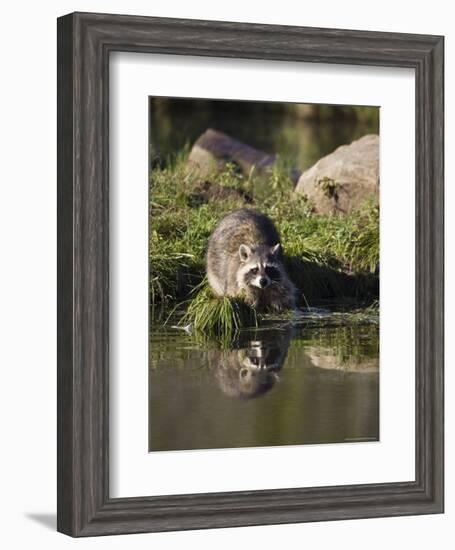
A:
57;12;444;536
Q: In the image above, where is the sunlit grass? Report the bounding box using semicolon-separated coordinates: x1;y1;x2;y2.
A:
150;153;380;321
180;282;258;341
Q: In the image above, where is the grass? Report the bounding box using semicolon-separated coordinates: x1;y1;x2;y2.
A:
150;153;380;336
179;282;259;342
169;291;379;343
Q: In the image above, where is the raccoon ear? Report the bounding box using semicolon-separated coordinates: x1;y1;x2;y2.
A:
270;243;281;257
239;244;251;262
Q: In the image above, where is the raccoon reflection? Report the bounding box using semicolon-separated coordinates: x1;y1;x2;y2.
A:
213;335;290;399
207;209;296;312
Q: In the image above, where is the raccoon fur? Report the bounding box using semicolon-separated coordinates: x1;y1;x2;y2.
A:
206;209;296;312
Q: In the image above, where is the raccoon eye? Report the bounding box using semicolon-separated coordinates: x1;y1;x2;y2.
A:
250;267;259;275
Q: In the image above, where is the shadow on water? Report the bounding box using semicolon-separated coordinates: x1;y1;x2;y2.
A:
149;313;379;452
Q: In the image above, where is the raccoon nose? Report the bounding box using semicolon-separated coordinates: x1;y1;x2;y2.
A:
259;277;268;288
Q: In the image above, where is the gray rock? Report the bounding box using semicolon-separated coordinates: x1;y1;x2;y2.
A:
187;128;288;180
295;134;379;215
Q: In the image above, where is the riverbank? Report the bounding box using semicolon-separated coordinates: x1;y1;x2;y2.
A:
150;153;379;312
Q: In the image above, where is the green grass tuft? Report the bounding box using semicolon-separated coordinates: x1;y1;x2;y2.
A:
180;283;258;341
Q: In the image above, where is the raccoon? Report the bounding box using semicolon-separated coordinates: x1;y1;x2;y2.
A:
206;209;297;312
212;328;292;399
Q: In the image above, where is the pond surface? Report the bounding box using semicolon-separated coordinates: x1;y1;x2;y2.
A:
149;312;379;452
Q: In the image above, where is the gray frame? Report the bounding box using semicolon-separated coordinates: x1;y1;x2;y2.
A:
57;12;444;537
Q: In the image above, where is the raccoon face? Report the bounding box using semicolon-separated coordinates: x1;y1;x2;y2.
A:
238;243;282;290
230;346;281;398
214;333;290;399
240;341;282;371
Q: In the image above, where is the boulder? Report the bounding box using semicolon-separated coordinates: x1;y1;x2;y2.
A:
187;128;278;179
295;134;379;215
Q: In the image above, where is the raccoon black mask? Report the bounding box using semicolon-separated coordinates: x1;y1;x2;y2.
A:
238;243;283;290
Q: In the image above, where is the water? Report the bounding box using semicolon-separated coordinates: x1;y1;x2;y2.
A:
149;315;379;452
149;98;379;172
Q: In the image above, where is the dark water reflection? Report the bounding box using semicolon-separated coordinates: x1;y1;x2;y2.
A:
149;319;379;452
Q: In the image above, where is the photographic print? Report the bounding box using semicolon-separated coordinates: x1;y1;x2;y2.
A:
149;97;380;452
